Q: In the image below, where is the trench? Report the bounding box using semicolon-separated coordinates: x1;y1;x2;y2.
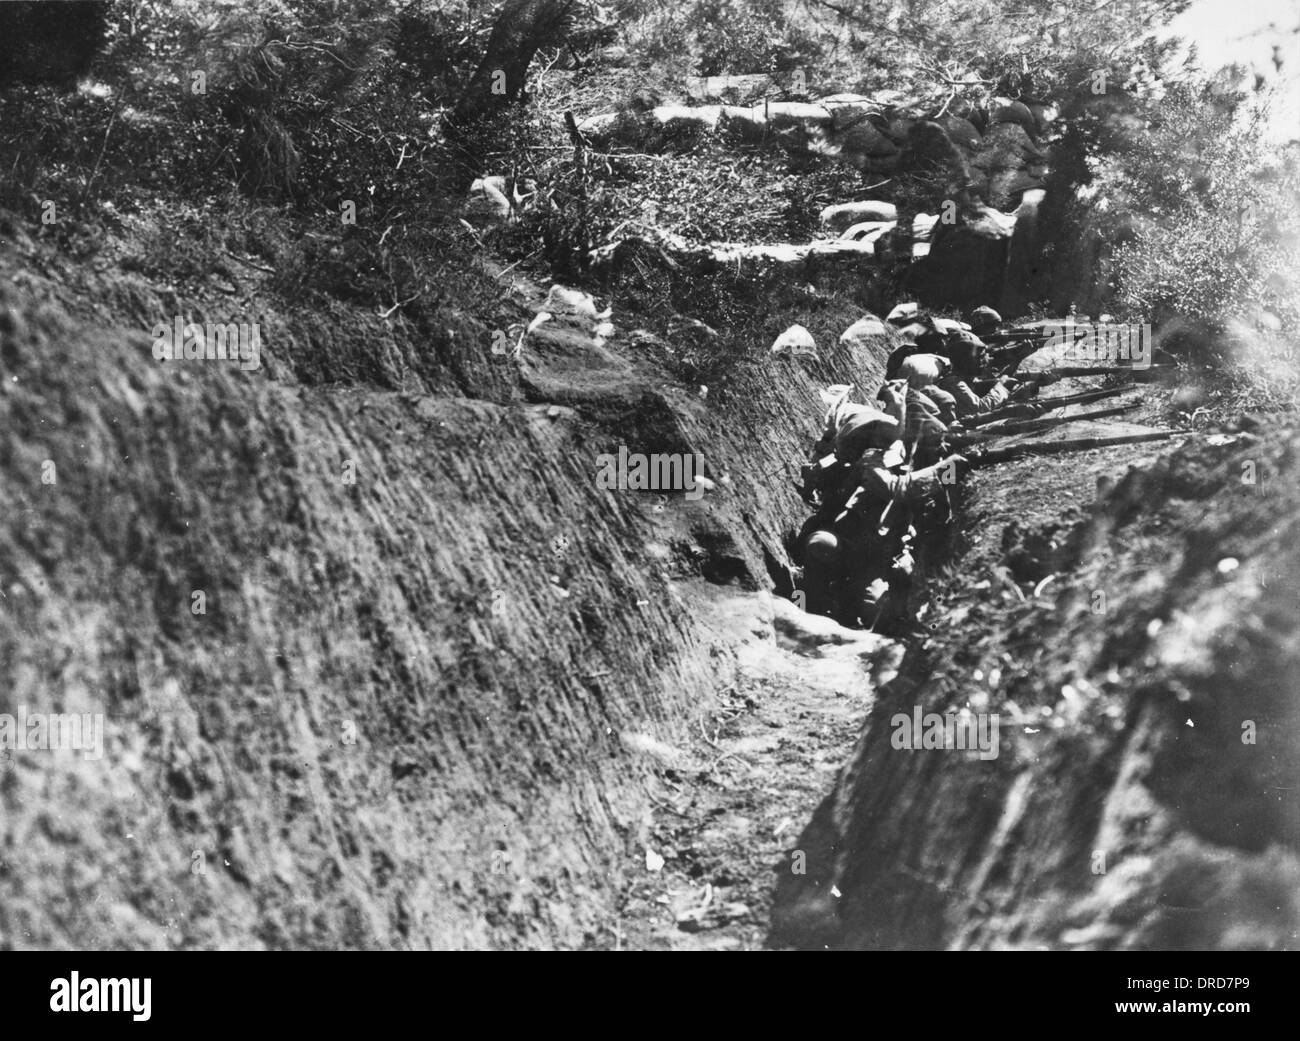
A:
473;103;1187;946
5;81;1298;951
597;341;1176;949
547;89;1295;950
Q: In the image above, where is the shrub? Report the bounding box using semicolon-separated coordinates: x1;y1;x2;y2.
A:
1108;81;1300;333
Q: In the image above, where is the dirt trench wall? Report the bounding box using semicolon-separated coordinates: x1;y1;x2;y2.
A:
0;288;685;948
0;245;892;948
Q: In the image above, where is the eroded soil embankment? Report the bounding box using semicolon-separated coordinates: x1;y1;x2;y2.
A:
0;241;901;948
772;425;1300;949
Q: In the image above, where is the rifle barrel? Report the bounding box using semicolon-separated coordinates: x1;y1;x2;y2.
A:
1033;387;1135;407
1025;364;1172;380
959;387;1136;427
984;331;1053;344
953;402;1141;442
972;429;1183;465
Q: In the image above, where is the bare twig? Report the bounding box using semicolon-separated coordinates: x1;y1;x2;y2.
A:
80;87;126;206
267;36;360;71
696;715;751;771
223;248;276;275
457;217;486;250
806;0;928;45
378;288;424;319
495;247;542;279
920;60;995;87
329;116;364;138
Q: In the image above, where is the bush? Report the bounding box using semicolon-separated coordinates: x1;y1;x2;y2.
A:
691;0;820;76
1108;82;1300;333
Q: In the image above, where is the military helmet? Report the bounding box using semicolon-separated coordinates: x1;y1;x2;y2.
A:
966;306;1002;334
944;329;988;378
805;530;840;564
898;353;951;389
833;404;901;460
885;301;920;325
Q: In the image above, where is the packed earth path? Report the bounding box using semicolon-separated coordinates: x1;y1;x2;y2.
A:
596;585;902;949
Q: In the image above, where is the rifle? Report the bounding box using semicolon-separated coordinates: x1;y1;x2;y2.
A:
957;386;1136;428
951;401;1142;444
988;337;1050;375
963;429;1183;466
982;329;1056;345
1017;364;1173;382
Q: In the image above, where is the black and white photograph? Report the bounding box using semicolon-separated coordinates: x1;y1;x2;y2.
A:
0;0;1297;978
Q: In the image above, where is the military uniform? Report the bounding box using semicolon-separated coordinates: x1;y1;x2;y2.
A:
805;447;963;628
797;386;966;628
896;351;1018;418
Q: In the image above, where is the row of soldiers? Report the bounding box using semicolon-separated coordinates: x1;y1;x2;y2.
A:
792;305;1061;631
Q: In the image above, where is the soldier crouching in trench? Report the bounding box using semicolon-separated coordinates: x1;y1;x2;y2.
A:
793;390;967;631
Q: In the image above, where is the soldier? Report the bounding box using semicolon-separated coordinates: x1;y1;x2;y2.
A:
902;386;952;466
875;379;952;466
966;305;1002;338
796;393;967;629
917;384;958;425
896;349;1022;418
798;388;899;502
